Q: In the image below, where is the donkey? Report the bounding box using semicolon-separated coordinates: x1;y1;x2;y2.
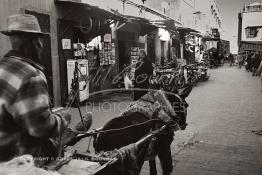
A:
93;85;193;175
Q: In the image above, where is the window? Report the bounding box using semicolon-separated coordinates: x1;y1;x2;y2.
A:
245;28;257;38
246;5;262;12
253;5;259;11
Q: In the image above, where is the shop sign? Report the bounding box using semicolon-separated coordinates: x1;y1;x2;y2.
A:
62;39;71;50
185;34;195;53
104;34;112;42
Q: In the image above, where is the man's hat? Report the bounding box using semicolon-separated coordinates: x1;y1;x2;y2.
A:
0;14;47;36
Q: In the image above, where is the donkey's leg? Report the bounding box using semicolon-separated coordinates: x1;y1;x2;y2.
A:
158;147;172;175
149;160;157;175
156;134;174;175
136;142;151;174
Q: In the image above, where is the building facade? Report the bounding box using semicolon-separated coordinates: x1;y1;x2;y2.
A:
0;0;225;107
194;0;222;53
0;0;178;106
238;2;262;54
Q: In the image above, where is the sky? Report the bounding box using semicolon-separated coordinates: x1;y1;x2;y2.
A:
216;0;258;53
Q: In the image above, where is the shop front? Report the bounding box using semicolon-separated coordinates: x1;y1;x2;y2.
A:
202;28;221;55
55;0;180;105
176;27;200;64
240;41;262;54
112;16;158;84
149;20;179;65
56;2;124;105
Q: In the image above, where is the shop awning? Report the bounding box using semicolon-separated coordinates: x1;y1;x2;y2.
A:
125;15;159;36
245;26;262;29
55;0;126;22
55;0;178;36
149;19;178;34
176;26;200;34
107;11;158;36
203;36;220;41
201;32;220;41
124;16;158;36
241;41;262;44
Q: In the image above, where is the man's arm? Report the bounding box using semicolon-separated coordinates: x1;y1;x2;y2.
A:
8;76;70;138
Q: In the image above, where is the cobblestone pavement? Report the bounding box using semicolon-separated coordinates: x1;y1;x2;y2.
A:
171;66;262;175
68;65;262;175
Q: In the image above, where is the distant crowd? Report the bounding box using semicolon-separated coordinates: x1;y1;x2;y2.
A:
230;51;262;92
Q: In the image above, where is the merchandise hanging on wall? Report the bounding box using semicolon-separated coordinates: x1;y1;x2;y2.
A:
99;34;116;66
130;47;141;80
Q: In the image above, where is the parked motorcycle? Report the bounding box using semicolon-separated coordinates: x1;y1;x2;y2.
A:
196;61;210;81
173;65;186;89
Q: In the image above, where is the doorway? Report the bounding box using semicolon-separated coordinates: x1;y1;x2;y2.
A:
161;40;165;66
118;40;126;71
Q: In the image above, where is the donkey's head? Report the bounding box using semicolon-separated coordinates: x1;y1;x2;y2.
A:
165;84;193;130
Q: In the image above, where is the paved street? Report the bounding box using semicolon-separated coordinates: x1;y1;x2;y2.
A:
171;66;262;175
68;65;262;175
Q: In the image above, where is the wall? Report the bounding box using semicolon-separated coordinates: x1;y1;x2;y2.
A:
0;0;53;57
0;0;62;106
194;0;222;34
241;11;262;42
145;0;195;28
179;0;195;28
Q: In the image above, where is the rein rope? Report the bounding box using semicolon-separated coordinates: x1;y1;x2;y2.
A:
71;118;161;136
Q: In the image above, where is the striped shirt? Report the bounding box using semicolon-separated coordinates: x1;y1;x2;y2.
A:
0;50;67;162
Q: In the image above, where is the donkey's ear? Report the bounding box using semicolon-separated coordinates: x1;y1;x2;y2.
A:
178;84;193;99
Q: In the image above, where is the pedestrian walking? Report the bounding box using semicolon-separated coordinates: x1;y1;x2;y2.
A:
252;52;261;76
228;53;234;67
0;14;71;166
236;53;244;69
123;64;133;89
245;52;253;72
257;55;262;92
133;49;153;101
219;53;225;67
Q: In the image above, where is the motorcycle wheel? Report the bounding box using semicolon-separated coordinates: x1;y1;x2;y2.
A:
174;76;186;89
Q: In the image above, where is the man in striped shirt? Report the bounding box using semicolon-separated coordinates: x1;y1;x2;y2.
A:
0;14;71;166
